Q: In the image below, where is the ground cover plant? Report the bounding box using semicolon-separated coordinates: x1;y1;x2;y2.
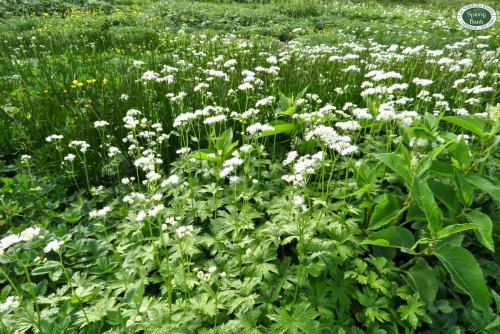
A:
1;0;500;333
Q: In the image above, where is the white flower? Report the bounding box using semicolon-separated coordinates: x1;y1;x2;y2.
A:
94;120;109;128
0;234;23;252
208;266;217;273
64;154;76;162
161;175;180;186
135;316;143;322
292;195;304;206
43;240;62;253
21;227;41;241
0;296;20;312
21;155;31;161
176;225;194;238
139;306;147;314
120;94;129;101
412;78;433;87
126;319;134;327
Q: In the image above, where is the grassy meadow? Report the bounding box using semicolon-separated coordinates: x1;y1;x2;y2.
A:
0;0;500;333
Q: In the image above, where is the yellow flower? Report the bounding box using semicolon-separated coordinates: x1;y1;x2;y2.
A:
77;82;83;87
72;80;78;85
103;79;108;85
74;100;78;104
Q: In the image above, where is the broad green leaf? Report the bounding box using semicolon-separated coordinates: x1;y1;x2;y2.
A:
434;245;490;312
223;140;239;159
407;259;437;304
436;223;481;239
427;179;461;215
454;170;474;208
374;153;411;186
279;106;296;116
466;175;500;202
411;176;443;234
362;227;415;250
416;155;433;177
368;195;401;230
258;123;295;137
454;137;471;171
429;161;454;179
216;128;233;152
189;149;219;162
465;210;494;251
442;116;484;137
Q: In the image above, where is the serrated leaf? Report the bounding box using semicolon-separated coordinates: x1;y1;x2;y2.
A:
465;210;494;251
442;116;484;137
436;223;481;239
373;153;411;186
466;175;500;202
362;227;415;250
434;245;490;312
368;195;401;230
411;176;442;234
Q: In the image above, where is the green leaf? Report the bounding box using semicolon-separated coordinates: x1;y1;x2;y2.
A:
279;106;296;116
465;210;494;251
454;170;474;208
411;176;443;234
189;149;219;162
31;261;63;281
268;303;319;334
216;128;233;152
434;245;490;312
258;123;295;137
429;161;454;179
407;259;437;304
398;294;427;329
427;180;461;215
436;223;481;239
368;195;401;230
442;116;484;137
362;227;415;250
466;175;500;202
374;153;411;186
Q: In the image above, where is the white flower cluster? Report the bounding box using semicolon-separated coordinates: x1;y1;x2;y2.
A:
94;120;109;128
305;125;358;156
89;206;111;218
69;140;90;153
0;296;20;312
45;134;63;142
176;225;194;238
1;226;41;256
219;152;244;178
281;151;323;187
246;123;274;136
43;240;63;253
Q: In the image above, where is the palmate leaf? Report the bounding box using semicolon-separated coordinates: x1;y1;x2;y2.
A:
268;303;319;334
398;295;428;329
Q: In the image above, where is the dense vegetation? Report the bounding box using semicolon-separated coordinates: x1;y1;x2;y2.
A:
1;0;499;333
